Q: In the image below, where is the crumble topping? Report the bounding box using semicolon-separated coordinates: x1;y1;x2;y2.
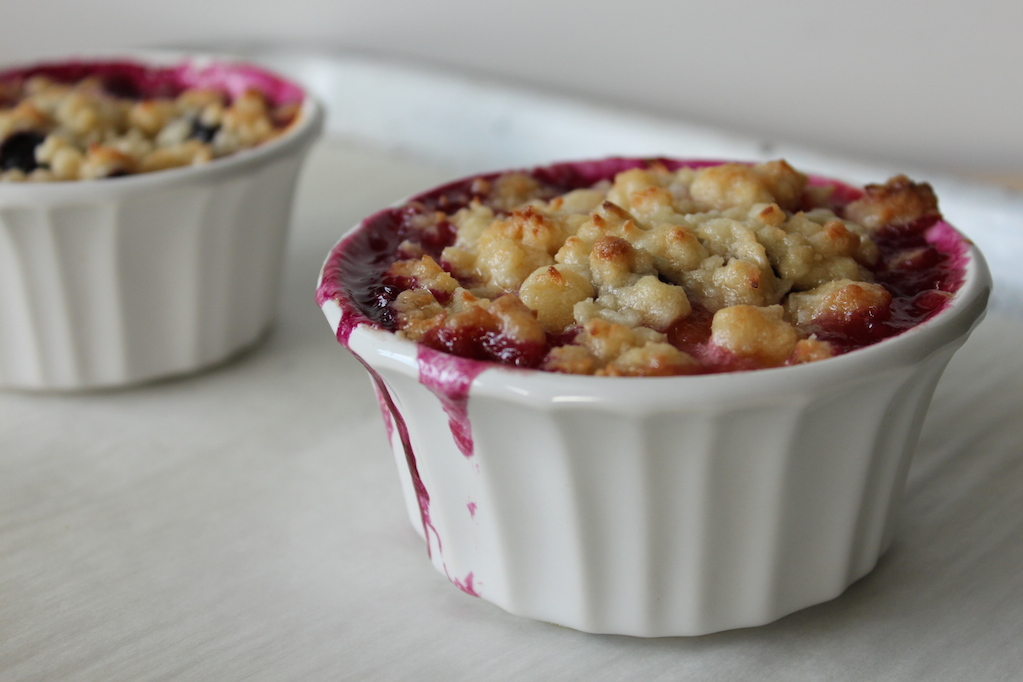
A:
0;68;298;181
336;158;961;376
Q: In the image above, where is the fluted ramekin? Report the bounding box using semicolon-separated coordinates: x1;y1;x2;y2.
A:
317;164;991;637
0;53;323;390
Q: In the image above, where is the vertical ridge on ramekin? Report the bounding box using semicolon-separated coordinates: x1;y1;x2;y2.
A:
0;207;44;385
468;402;599;627
873;349;960;557
635;418;662;635
771;373;912;614
643;409;715;635
190;182;224;366
459;399;526;614
50;202;123;385
193;178;244;365
550;409;604;631
3;207;79;386
224;173;261;355
844;365;928;583
116;186;204;378
42;210;82;386
742;401;807;627
699;402;815;632
228;159;304;351
179;186;211;371
637;413;666;636
582;413;649;633
821;377;908;597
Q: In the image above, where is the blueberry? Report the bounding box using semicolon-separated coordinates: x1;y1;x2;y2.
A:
189;118;220;144
0;131;46;173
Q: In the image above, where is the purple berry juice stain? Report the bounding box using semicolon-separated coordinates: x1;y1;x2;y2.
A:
347;347;439;560
416;346;488;458
364;366;442;559
371;382;395;443
452;571;481;597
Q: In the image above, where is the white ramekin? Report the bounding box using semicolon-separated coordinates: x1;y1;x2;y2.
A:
0;53;323;390
318;166;991;637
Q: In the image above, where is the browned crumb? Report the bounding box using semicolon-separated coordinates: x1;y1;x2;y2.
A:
844;175;940;229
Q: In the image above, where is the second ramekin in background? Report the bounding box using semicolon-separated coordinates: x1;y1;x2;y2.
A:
0;53;323;390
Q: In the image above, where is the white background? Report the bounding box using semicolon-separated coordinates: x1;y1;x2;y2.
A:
2;0;1021;173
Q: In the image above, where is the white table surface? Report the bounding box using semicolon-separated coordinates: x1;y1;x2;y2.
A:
3;54;1023;681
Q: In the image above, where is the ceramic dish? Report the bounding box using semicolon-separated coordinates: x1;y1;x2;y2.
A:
0;52;323;390
317;158;991;636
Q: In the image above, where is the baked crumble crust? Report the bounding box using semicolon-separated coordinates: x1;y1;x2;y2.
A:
1;74;296;181
370;160;952;375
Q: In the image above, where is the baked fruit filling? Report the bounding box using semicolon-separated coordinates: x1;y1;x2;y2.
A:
0;61;300;181
337;159;963;376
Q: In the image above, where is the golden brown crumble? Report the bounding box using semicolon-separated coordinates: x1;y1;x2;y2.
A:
1;76;295;182
383;161;943;375
844;175;940;230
